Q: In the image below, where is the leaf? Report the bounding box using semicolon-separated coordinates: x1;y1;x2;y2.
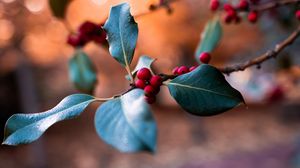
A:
125;55;156;81
49;0;72;19
167;64;244;116
195;17;222;63
94;89;157;153
69;50;97;94
3;94;95;145
103;3;138;68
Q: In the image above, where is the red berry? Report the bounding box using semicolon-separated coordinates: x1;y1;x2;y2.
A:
227;9;237;18
78;21;108;45
67;34;86;47
267;86;284;102
150;75;163;88
296;10;300;20
91;28;107;44
172;66;179;75
223;3;234;12
189;66;198;72
210;0;219;11
145;95;156;104
79;21;98;35
77;31;91;43
199;52;211;64
178;66;189;75
137;68;152;80
135;79;146;89
224;14;233;24
237;0;249;10
248;11;258;23
144;85;156;96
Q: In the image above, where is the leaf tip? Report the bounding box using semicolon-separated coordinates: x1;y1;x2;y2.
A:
1;140;12;146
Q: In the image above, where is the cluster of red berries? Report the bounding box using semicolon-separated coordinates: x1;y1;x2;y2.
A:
135;68;163;104
172;52;211;75
67;21;107;48
210;0;259;24
172;65;197;75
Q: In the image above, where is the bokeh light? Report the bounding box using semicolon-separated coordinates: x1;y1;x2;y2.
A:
1;0;15;3
24;0;46;13
0;19;14;43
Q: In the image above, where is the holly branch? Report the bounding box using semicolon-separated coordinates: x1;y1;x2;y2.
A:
251;0;300;12
219;25;300;74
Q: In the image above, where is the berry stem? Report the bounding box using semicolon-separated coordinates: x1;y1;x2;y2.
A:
133;0;180;18
250;0;300;12
94;86;137;102
219;25;300;74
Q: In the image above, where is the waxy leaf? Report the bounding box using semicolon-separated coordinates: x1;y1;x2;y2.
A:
69;50;97;94
168;65;244;116
94;89;157;153
3;94;95;145
49;0;72;19
195;17;222;63
104;3;138;68
126;55;156;80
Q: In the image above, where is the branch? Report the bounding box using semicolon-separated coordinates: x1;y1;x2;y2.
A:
159;73;177;81
94;86;137;102
134;0;180;18
251;0;300;12
219;26;300;74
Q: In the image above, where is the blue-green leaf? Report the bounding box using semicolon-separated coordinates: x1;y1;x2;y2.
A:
3;94;95;145
69;50;97;94
104;3;138;68
195;17;222;63
49;0;72;19
167;65;244;116
125;55;156;81
94;89;157;153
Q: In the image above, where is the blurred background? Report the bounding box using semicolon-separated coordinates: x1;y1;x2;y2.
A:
0;0;300;167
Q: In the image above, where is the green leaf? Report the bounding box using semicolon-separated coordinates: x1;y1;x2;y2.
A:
3;94;95;145
125;55;156;81
103;3;138;68
167;65;244;116
94;89;157;153
49;0;72;19
69;50;97;94
195;17;222;63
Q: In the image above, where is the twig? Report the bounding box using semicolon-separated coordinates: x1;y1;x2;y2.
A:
103;26;300;81
219;26;300;74
159;73;177;81
251;0;300;12
94;86;137;102
134;0;179;18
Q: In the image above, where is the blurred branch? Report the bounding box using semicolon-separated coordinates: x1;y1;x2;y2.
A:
251;0;300;12
160;73;177;81
219;26;300;74
134;0;180;18
95;86;136;102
